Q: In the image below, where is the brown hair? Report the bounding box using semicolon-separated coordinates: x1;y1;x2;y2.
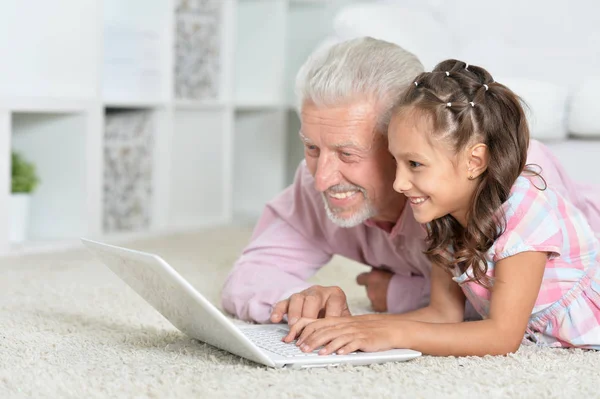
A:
392;59;539;286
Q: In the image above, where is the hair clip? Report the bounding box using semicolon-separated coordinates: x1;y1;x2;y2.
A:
414;81;418;87
446;102;452;107
483;84;489;91
469;101;475;107
445;71;450;76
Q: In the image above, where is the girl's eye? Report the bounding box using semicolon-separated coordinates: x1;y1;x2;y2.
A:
409;160;422;168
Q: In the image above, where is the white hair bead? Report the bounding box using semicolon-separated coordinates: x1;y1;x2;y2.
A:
483;84;489;91
446;102;452;107
469;102;475;107
445;71;450;76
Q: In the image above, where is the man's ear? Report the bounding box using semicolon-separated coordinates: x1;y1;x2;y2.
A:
466;143;488;180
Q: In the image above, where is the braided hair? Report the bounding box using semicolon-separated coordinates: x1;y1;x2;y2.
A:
393;59;539;286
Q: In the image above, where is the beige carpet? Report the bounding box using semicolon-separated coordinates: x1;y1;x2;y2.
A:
1;226;599;398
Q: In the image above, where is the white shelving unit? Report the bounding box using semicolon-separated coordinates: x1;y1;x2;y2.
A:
0;0;358;255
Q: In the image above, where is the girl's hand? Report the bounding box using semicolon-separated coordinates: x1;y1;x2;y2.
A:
282;314;380;343
282;316;352;343
286;317;403;355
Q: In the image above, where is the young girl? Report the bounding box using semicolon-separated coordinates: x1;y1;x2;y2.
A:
283;59;600;356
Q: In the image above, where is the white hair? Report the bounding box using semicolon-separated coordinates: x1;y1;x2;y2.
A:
295;37;424;133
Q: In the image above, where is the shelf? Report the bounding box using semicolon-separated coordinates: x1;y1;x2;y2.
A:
174;99;228;110
0;97;97;113
103;101;168;110
0;0;364;255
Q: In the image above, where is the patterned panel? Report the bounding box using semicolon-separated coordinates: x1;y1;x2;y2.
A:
174;0;222;100
103;110;154;232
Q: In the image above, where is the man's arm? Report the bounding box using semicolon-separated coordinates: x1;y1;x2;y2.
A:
355;269;429;314
221;214;332;323
386;273;430;314
221;162;335;323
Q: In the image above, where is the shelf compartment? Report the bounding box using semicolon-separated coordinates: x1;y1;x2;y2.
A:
103;109;155;233
174;0;224;101
168;109;230;228
0;1;99;100
11;112;89;241
103;0;171;104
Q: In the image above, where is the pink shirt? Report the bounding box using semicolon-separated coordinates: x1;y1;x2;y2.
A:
221;140;600;323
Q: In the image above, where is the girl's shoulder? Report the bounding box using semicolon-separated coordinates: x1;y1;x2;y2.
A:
502;175;557;222
489;175;566;262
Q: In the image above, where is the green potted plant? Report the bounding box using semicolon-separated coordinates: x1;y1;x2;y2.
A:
11;151;40;242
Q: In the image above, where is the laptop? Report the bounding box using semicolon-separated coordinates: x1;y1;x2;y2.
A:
81;238;421;369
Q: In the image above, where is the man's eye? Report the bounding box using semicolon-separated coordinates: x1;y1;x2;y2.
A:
409;161;422;168
305;145;319;156
341;152;352;157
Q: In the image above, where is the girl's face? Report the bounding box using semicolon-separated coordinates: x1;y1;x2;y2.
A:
388;109;478;227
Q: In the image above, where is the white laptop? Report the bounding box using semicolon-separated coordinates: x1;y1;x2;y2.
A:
81;238;421;369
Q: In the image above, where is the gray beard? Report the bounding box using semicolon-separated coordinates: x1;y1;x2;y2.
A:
321;193;377;228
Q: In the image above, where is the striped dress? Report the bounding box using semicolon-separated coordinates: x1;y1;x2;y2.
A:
451;175;600;348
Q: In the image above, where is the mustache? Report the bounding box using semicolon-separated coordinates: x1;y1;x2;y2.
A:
326;184;366;194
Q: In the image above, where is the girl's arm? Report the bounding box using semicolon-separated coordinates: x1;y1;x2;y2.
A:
290;251;546;356
395;251;547;356
284;262;465;343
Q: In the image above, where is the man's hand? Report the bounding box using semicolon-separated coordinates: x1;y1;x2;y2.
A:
270;285;351;325
356;268;393;312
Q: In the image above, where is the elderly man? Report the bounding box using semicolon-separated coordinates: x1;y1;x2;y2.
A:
221;37;600;325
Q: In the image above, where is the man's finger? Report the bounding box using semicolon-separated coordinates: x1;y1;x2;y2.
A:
356;272;371;286
287;294;305;325
300;295;322;320
270;300;289;323
324;294;348;317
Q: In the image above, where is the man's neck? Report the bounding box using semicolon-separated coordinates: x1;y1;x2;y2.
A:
368;195;407;233
372;220;395;233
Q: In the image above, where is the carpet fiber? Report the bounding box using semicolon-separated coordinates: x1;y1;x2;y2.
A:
1;226;599;398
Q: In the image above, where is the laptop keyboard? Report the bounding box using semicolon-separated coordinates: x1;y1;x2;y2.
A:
243;327;332;357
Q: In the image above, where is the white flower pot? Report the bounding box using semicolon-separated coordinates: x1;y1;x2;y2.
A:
10;193;31;243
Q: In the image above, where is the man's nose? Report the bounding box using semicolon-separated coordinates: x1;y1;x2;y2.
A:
314;154;339;192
